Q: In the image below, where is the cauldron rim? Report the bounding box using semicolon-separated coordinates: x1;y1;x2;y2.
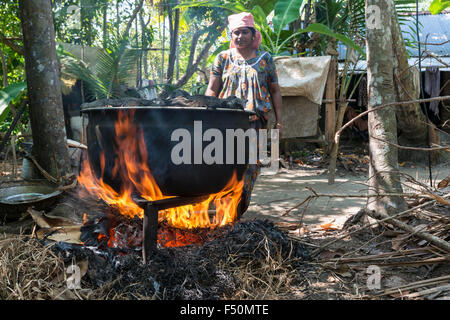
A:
81;105;256;116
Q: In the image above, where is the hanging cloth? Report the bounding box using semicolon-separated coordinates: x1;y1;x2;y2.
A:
424;66;440;117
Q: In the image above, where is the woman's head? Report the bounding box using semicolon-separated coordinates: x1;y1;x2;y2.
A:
231;27;256;49
228;12;261;49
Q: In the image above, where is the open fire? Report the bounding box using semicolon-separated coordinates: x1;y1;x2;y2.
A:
77;109;244;249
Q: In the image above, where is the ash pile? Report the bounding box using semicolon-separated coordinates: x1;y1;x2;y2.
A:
51;219;310;300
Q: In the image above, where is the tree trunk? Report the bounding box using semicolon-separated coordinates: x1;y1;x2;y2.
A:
135;9;140;88
365;0;407;215
390;11;437;163
123;0;144;37
140;12;149;79
0;46;7;87
116;0;121;35
0;32;24;55
102;2;108;48
19;0;72;181
174;21;226;89
166;1;179;84
161;4;166;84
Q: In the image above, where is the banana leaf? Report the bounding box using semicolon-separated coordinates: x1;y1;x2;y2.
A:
0;82;27;124
272;23;365;57
272;0;303;38
429;0;450;14
303;23;365;58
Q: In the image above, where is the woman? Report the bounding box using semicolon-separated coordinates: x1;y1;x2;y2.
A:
205;12;283;217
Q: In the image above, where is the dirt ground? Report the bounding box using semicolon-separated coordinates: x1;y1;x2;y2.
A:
239;143;450;300
245;156;450;227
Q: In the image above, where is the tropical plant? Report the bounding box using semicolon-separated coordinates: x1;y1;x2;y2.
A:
60;33;141;99
429;0;450;14
177;0;365;56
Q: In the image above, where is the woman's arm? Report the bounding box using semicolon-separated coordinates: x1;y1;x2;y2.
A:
205;75;221;97
269;81;283;136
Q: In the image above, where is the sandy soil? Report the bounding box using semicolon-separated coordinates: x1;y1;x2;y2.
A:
244;162;450;227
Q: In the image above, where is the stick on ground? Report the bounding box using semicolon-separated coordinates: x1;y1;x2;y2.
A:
366;210;450;252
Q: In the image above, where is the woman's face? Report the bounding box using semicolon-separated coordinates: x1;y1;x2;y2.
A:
231;27;254;49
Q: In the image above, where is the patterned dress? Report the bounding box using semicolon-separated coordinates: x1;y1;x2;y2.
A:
211;48;279;216
211;48;279;121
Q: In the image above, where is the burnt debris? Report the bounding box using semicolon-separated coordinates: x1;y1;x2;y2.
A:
51;219;310;300
80;91;246;111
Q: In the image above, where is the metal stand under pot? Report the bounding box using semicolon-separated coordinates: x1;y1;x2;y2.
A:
133;195;209;263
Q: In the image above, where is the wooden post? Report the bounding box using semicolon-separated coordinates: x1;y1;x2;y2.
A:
325;58;336;155
328;102;348;184
142;203;159;264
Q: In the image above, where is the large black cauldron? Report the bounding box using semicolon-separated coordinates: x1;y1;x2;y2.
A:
82;106;254;197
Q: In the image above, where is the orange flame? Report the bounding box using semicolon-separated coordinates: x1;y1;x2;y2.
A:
78;110;244;233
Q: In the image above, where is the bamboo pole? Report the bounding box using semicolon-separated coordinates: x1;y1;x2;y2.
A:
325;58;336;154
327;102;348;184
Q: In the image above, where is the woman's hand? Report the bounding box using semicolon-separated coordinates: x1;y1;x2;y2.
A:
273;121;282;139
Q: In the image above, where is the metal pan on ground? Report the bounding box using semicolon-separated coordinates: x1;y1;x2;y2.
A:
0;180;62;221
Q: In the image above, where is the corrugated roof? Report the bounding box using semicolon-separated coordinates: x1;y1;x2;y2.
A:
338;56;450;72
337;12;450;60
400;12;450;57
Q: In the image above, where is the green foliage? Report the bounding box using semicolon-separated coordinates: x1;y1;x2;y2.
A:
429;0;450;14
177;0;363;57
395;0;423;55
311;0;419;57
272;0;303;37
0;1;25;85
0;82;26;124
177;0;247;12
0;1;21;38
189;82;208;95
53;0;111;45
0;0;432;105
304;23;365;57
176;0;278;14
